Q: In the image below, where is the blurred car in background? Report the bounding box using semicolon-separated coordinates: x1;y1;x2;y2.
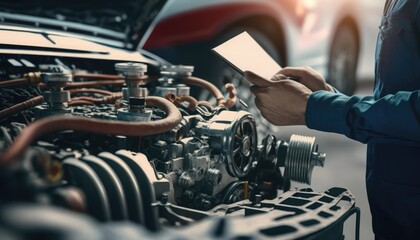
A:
143;0;383;96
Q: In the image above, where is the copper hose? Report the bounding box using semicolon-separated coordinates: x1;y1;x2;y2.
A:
174;95;198;111
219;83;237;108
72;73;122;80
39;80;126;90
71;93;122;104
0;96;182;165
40;76;155;90
72;73;153;85
181;77;224;105
197;101;215;110
68;100;94;106
64;80;126;89
0;78;28;88
0;72;42;88
164;93;177;102
69;88;114;96
71;97;101;103
0;96;44;119
185;83;237;110
164;93;198;111
70;88;122;105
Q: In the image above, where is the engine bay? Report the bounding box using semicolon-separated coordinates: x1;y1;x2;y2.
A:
0;55;358;239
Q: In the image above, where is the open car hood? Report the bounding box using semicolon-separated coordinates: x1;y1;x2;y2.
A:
0;0;169;50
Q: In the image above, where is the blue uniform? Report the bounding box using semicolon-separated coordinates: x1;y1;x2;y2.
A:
306;0;420;238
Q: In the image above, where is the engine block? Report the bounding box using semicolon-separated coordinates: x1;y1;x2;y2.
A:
0;60;358;240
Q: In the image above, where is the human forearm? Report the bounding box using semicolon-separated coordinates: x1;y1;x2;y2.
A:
306;90;420;143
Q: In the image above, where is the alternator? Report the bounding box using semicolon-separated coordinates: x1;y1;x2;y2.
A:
195;110;258;178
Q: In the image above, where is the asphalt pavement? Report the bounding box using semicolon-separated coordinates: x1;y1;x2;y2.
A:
273;79;375;240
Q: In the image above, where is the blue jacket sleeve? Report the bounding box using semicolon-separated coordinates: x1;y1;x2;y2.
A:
305;90;420;144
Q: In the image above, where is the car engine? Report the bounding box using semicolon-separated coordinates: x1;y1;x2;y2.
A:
0;56;359;239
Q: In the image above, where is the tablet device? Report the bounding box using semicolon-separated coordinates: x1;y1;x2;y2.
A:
212;31;282;80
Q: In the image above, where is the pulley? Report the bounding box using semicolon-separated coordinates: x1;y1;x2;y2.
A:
283;134;326;185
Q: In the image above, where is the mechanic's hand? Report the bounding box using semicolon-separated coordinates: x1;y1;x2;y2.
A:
244;71;312;126
278;66;335;92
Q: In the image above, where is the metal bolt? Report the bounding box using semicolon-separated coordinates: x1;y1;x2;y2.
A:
254;194;262;207
202;199;212;210
116;62;148;100
206;168;222;186
115;62;147;79
160;65;194;79
158;77;174;86
40;72;72;113
161;193;168;204
183;191;194;201
41;72;72;89
179;172;195;188
164;162;172;172
312;152;326;167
